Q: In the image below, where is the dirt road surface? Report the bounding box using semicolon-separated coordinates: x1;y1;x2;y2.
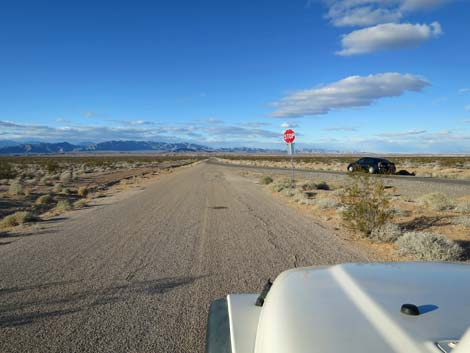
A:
0;162;368;353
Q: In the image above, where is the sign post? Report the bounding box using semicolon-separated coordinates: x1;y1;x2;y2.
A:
283;129;296;188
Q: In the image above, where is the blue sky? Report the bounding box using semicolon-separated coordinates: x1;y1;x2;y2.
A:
1;0;470;153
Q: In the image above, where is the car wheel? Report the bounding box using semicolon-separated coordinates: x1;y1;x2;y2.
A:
348;166;354;173
368;166;376;174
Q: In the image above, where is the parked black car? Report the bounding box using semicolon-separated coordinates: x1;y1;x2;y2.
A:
347;157;396;174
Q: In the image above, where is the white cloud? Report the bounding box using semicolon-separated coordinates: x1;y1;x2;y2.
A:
465;105;470;111
324;126;357;131
241;121;271;127
0;120;280;145
120;120;154;125
459;88;470;94
377;129;426;137
197;117;223;124
337;22;442;55
55;118;71;123
270;72;429;118
325;0;451;27
281;122;299;129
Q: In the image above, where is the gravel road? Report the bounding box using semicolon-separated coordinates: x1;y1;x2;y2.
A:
0;162;368;353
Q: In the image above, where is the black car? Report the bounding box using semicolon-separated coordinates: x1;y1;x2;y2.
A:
347;157;396;174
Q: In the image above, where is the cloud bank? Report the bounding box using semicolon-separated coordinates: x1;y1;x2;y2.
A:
270;73;429;118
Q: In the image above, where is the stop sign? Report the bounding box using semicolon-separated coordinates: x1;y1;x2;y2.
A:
284;129;296;144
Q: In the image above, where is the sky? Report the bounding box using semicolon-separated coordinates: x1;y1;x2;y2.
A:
1;0;470;153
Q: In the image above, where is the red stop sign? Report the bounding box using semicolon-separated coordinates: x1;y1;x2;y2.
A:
284;129;296;144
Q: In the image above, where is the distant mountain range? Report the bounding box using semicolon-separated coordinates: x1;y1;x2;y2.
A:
0;141;214;154
0;140;339;154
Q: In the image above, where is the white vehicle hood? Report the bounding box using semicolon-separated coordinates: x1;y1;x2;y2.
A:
247;262;470;353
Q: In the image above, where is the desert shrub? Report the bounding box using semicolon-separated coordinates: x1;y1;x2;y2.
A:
417;193;454;211
78;186;89;198
395;232;463;261
60;187;71;195
456;200;470;214
73;199;88;209
340;176;393;235
0;211;34;229
259;176;273;185
316;198;340;209
23;187;32;197
46;160;60;174
271;178;292;192
53;183;63;193
55;200;72;211
0;161;16;179
35;194;53;205
301;181;317;191
60;170;73;183
370;223;402;243
8;181;24;196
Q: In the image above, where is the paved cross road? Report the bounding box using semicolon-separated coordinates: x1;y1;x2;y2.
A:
0;162;367;353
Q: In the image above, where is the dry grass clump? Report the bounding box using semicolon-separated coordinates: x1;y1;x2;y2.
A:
55;200;72;212
271;178;293;192
60;171;73;183
53;183;63;193
8;181;24;196
395;232;463;261
340;176;393;236
370;223;402;243
259;176;273;185
77;186;89;198
35;194;54;205
60;187;71;195
0;211;34;229
417;193;454;211
73;199;88;209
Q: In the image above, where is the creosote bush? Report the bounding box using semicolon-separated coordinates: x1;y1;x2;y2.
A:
417;193;454;211
55;200;72;212
395;232;463;261
259;176;273;185
73;199;88;209
271;178;293;192
370;223;402;243
0;211;34;229
340;176;393;236
0;161;16;179
35;194;53;205
78;186;89;198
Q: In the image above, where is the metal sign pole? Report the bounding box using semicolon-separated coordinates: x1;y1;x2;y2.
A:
287;142;295;188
